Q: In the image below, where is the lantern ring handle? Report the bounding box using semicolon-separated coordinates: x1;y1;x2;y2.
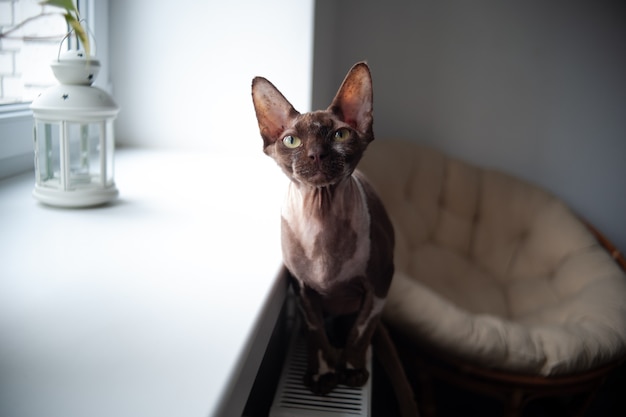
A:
57;19;97;60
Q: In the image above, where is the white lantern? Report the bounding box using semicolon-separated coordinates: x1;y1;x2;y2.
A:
30;50;120;207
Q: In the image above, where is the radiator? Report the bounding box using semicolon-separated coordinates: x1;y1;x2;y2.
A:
269;324;372;417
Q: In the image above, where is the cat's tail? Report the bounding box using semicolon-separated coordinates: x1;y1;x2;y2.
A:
372;321;421;417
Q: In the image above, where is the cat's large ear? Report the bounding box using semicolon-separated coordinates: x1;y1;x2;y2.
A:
252;77;300;149
328;62;373;137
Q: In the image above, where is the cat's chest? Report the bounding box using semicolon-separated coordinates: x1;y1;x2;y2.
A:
281;178;371;291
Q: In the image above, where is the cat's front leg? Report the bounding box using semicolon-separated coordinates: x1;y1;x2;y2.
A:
340;289;386;387
304;327;341;395
295;281;341;395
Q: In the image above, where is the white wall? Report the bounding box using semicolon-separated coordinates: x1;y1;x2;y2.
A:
313;0;626;253
109;0;314;155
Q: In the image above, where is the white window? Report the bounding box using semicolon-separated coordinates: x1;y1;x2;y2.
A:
0;0;106;179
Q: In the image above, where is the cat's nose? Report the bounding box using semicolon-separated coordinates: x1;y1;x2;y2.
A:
308;145;328;163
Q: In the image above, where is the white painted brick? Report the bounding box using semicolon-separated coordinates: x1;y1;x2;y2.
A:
0;2;14;27
0;36;23;52
2;74;23;99
19;42;57;85
1;0;67;102
14;0;43;25
0;51;15;74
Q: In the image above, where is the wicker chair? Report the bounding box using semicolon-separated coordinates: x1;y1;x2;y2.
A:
359;139;626;417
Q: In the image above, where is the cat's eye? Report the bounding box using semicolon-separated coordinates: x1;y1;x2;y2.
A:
282;135;302;148
334;128;351;142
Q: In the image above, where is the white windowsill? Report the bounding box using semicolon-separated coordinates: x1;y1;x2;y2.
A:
0;149;289;417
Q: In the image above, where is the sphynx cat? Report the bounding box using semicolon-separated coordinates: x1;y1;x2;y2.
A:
251;62;394;395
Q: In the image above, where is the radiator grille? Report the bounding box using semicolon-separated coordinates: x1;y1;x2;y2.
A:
269;326;371;417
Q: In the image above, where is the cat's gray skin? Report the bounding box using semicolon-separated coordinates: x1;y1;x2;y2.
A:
251;62;394;395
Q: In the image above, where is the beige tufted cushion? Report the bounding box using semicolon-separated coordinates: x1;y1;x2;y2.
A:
360;139;626;375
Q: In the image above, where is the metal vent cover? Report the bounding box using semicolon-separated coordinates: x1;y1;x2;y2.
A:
269;325;372;417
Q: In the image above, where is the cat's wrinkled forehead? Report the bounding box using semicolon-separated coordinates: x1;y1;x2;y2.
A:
294;111;338;137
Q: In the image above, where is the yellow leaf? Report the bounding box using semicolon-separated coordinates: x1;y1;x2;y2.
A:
64;13;90;57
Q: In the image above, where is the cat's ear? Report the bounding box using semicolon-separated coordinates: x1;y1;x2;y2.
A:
252;77;300;149
328;62;373;136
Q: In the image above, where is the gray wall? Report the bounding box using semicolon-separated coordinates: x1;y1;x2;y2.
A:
313;0;626;254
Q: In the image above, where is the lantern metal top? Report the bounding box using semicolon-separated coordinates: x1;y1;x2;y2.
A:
30;85;119;121
30;50;119;121
51;50;101;85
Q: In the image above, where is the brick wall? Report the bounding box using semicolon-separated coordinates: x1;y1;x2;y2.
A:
0;0;67;104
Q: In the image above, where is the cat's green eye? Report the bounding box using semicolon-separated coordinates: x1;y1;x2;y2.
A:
283;135;302;148
334;128;351;142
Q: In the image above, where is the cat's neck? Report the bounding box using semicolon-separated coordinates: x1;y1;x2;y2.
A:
285;174;366;219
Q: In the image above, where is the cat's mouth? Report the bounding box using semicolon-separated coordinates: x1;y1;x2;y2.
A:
294;166;348;188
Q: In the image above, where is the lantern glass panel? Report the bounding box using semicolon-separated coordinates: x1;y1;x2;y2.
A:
35;122;61;187
67;122;102;187
105;120;115;186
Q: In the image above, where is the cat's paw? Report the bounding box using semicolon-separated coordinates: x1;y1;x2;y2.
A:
304;371;339;396
339;367;370;387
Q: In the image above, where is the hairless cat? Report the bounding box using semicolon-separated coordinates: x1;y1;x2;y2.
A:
252;62;394;395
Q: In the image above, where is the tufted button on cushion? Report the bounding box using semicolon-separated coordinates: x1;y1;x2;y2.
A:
359;139;626;375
